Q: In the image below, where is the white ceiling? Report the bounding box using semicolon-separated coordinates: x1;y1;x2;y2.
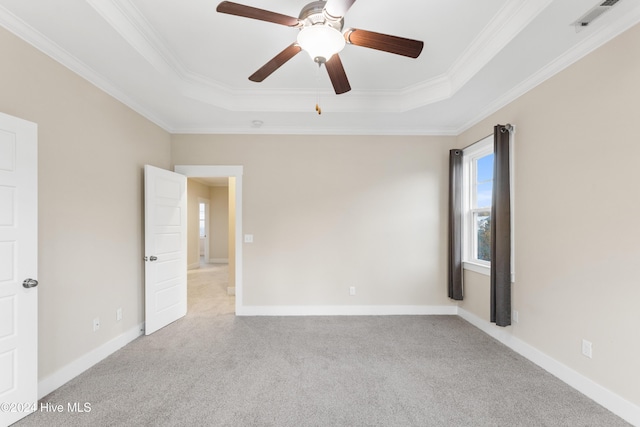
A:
1;0;639;135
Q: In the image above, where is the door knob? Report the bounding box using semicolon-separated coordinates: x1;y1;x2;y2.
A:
22;278;38;288
149;256;158;261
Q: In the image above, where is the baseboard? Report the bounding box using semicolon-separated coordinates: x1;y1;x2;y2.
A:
35;306;639;426
187;262;200;270
457;308;640;426
209;258;229;264
37;324;143;399
236;305;458;316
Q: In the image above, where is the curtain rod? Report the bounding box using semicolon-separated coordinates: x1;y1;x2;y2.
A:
462;123;513;150
462;133;492;150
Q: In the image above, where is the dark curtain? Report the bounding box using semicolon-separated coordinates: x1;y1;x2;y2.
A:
448;149;463;300
490;125;512;326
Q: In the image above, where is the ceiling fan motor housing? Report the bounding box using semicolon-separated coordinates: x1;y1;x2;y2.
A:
299;1;344;31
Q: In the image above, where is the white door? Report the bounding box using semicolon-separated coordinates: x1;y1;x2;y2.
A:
144;165;187;335
0;113;38;426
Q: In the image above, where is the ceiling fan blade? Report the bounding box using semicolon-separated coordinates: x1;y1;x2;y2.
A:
345;28;424;58
216;1;301;27
249;43;302;82
324;0;357;19
325;54;351;95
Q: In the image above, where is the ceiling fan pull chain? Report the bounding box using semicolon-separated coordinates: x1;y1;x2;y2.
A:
315;63;322;115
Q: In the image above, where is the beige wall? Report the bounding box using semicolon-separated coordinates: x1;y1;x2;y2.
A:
0;27;171;379
209;185;229;261
172;134;456;306
458;23;640;406
3;11;638;414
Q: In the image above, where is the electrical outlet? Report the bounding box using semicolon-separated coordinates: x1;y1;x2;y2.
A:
512;310;519;323
93;317;100;332
582;339;593;359
244;234;253;243
116;308;123;321
349;286;356;296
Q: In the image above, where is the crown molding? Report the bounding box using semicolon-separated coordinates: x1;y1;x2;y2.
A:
87;0;551;114
456;2;640;135
168;123;460;136
447;0;554;94
0;4;172;131
5;0;637;136
86;0;185;80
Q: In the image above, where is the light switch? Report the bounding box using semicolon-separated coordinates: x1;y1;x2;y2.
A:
244;234;254;243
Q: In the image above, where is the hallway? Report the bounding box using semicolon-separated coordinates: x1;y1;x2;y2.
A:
188;261;234;316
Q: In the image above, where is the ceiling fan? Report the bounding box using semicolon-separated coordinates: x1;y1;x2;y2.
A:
216;0;424;95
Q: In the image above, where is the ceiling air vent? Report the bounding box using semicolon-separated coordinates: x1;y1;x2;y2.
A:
574;0;621;27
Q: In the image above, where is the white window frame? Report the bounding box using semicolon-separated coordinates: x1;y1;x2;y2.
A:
462;135;493;276
198;202;207;238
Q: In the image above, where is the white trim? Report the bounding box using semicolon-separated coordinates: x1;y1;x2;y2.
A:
209;258;229;264
3;0;639;135
83;0;550;115
187;262;200;270
447;0;553;96
457;5;640;136
169;125;460;137
174;165;243;315
38;324;143;399
462;136;493;266
457;308;640;427
236;305;458;317
34;303;640;426
463;261;490;276
509;126;516;283
0;4;172;132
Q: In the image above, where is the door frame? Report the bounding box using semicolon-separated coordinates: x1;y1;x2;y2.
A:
174;165;243;314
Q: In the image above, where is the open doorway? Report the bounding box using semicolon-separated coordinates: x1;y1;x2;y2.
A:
187;178;233;314
187;177;235;316
175;165;243;315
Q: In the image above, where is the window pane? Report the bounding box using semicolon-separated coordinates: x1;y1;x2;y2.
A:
464;136;494;266
476;182;492;208
199;203;206;237
475;212;491;262
475;152;494;209
477;153;494;182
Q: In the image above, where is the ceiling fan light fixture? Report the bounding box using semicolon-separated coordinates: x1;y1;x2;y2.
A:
297;24;345;63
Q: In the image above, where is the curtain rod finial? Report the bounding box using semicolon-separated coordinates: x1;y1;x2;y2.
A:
500;124;514;133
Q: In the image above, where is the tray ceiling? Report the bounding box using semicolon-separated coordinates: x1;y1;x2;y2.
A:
1;0;639;134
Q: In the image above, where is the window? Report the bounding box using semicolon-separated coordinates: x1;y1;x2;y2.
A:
463;136;494;272
199;202;206;238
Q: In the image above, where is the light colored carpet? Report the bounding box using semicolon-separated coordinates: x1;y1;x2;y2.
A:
15;264;629;426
